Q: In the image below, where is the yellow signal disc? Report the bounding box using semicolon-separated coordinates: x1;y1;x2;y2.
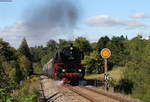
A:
101;48;111;58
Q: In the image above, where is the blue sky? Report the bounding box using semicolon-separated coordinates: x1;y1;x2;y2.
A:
0;0;150;47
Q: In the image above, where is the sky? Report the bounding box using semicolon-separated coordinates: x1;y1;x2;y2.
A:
0;0;150;48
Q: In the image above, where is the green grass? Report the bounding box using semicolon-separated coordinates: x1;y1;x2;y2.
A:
85;67;126;81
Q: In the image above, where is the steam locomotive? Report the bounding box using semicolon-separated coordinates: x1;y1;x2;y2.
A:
43;44;85;84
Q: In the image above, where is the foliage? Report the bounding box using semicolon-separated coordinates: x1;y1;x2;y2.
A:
18;56;32;78
30;46;46;62
0;38;41;102
12;80;39;102
74;37;92;55
58;39;72;49
91;42;97;50
18;38;32;61
82;51;102;74
41;52;54;65
114;78;133;94
18;38;33;75
0;39;17;61
1;35;150;101
107;36;128;66
0;88;17;102
47;40;58;51
33;62;43;74
118;36;150;102
97;36;110;50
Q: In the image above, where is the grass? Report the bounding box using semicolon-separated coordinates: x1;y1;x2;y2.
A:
85;67;126;81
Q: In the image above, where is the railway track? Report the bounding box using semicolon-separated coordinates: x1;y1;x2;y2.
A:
39;76;142;102
64;86;141;102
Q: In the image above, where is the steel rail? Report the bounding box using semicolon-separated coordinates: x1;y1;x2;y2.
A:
64;85;98;102
64;86;140;102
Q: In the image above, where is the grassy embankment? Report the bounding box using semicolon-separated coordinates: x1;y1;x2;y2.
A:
85;67;126;82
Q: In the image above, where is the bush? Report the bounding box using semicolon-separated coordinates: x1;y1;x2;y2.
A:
114;78;133;94
11;78;40;102
82;51;102;74
0;88;18;102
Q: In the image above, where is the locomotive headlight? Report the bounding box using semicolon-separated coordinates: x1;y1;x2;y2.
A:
70;47;73;50
62;69;66;72
78;69;82;72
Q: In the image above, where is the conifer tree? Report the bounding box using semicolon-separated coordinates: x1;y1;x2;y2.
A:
18;38;33;75
18;38;32;61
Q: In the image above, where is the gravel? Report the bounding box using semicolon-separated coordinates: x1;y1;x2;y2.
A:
40;76;143;102
40;77;90;102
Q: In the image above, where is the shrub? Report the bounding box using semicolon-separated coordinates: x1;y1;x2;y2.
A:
114;78;133;94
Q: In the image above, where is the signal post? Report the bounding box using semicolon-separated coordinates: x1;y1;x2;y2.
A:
100;48;111;73
101;48;111;90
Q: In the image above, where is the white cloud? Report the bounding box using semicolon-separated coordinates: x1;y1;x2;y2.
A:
86;15;147;28
86;15;124;26
125;21;146;28
129;12;149;19
0;20;65;48
141;33;150;39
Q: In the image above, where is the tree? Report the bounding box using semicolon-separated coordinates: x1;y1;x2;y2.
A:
91;42;97;51
18;56;32;78
18;38;33;75
58;39;71;48
107;36;127;66
127;36;145;62
41;52;54;65
82;51;102;74
18;38;32;61
0;39;17;61
0;60;9;88
118;35;150;101
74;37;92;55
47;40;58;51
30;46;47;62
97;36;110;50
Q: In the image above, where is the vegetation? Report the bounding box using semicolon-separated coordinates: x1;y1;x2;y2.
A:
85;66;125;81
0;38;39;102
0;35;150;101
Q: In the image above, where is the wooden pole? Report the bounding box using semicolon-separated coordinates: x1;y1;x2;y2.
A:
104;58;108;73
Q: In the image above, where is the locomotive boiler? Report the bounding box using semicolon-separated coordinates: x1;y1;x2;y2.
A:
43;44;85;84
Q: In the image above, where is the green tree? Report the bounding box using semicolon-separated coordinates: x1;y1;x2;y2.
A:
18;56;32;78
30;46;47;62
74;37;92;55
58;39;72;48
91;42;97;51
82;51;102;74
47;40;58;51
119;36;150;102
127;36;145;62
33;62;42;74
18;38;32;61
0;61;9;89
18;38;33;75
0;39;17;61
97;36;110;50
107;36;127;66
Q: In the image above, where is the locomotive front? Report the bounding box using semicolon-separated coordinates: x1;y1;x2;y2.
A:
53;44;85;84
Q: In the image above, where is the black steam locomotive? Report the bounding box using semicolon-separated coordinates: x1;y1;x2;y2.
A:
43;44;85;84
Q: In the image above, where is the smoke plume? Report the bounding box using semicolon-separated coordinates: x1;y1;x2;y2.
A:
23;0;80;37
